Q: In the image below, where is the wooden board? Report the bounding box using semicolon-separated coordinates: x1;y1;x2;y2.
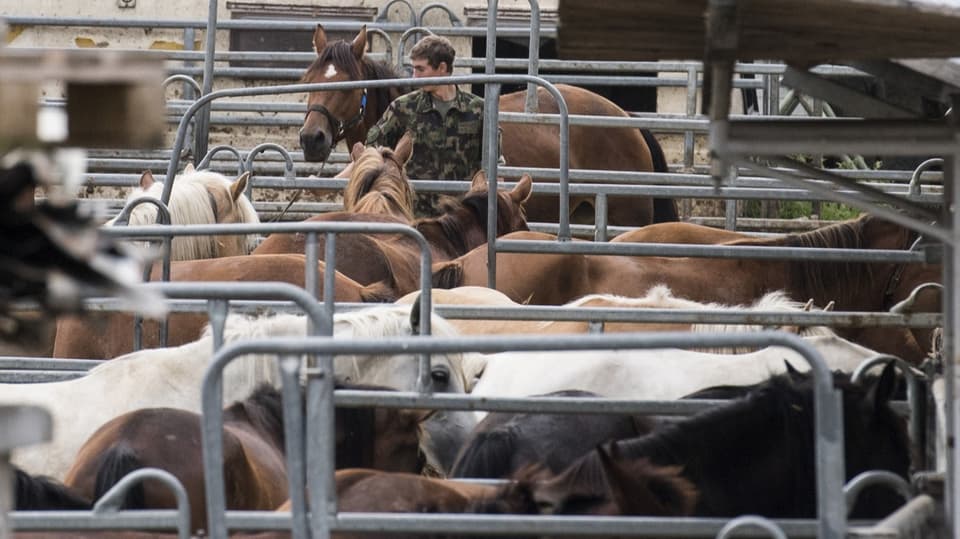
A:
558;0;960;62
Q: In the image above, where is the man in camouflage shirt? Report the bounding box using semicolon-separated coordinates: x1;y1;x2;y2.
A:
365;34;484;217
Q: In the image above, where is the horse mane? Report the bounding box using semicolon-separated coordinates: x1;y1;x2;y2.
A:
343;146;415;221
15;466;92;510
730;214;888;307
225;383;286;451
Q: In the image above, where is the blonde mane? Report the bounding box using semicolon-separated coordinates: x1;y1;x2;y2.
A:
106;169;260;260
342;146;415;221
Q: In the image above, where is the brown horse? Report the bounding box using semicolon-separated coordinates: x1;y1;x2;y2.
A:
610;221;758;244
298;25;677;227
63;384;428;534
340;136;415;221
52;254;391;360
254;172;532;297
432;215;940;363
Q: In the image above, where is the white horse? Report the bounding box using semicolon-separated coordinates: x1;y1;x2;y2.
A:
2;305;477;479
397;285;834;340
470;334;883;409
105;165;260;260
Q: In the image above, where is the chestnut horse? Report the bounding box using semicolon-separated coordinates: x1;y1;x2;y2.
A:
64;384;428;533
254;172;532;298
298;25;677;227
432;214;940;363
105;165;261;260
52;254;391;360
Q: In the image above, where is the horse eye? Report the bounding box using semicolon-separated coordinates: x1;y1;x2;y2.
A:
431;367;450;385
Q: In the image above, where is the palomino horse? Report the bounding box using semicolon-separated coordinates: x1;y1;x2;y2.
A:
52;254;391;360
64;384;429;533
340;137;415;221
432;214;941;363
298;25;677;227
544;365;910;519
105;166;260;259
7;304;477;479
254;171;532;297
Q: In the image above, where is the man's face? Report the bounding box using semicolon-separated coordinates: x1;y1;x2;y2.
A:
411;57;448;93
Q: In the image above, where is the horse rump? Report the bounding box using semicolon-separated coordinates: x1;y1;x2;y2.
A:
14;466;91;510
92;443;147;510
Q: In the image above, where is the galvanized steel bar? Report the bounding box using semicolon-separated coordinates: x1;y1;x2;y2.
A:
722;119;960;156
524;0;541;113
843;471;912;516
278;357;308;539
92;468;191;539
846;494;938;538
716;516;788;539
194;0;219;161
733;157;951;243
493;238;931;262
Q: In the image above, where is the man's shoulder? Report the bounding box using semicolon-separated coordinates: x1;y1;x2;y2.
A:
456;90;484;114
391;90;426;109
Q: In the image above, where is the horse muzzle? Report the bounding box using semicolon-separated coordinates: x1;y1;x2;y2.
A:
299;128;333;162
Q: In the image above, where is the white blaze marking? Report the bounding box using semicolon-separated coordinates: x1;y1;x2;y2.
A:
324;65;337;78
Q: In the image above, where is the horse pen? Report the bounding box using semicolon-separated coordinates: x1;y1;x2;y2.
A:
1;0;959;537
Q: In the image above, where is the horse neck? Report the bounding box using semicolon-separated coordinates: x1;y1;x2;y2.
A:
347;59;409;147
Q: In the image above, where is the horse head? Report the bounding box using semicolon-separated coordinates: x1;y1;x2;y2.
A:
342;134;416;221
106;167;259;259
300;25;405;162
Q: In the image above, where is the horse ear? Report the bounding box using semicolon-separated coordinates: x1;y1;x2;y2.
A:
351;25;367;58
470;170;488;192
867;361;899;413
393;132;413;166
409;293;422;334
183;162;195;174
313;24;327;54
350;142;366;162
139;170;155;190
511;174;534;205
231;172;251;201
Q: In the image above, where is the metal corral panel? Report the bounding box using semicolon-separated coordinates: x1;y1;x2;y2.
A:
557;0;960;62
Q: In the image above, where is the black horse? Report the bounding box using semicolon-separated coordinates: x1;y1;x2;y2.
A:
496;364;911;520
450;390;655;479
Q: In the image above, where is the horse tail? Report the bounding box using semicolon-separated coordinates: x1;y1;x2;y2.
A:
14;466;92;510
449;428;516;479
93;443;147;510
431;261;463;289
360;279;398;303
640;128;680;223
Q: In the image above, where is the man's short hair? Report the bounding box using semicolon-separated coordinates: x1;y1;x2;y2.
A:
410;35;456;73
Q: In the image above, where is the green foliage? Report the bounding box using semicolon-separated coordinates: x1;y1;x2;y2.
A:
818;202;861;221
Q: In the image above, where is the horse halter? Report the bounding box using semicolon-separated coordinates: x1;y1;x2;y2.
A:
305;89;368;145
